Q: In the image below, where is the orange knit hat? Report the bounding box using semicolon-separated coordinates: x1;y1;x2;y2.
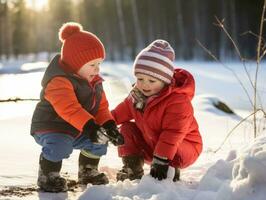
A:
59;22;105;73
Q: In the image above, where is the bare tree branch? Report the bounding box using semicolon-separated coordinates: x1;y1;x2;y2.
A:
241;31;266;57
0;98;39;103
239;30;265;110
199;12;266;139
254;0;266;137
214;16;242;60
196;39;253;107
214;17;255;96
214;109;264;153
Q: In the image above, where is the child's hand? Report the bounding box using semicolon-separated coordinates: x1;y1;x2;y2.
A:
130;86;147;111
103;120;124;146
150;155;169;180
82;119;105;143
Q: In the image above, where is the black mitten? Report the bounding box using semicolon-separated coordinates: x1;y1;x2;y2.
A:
82;119;102;143
150;155;169;180
103;120;124;146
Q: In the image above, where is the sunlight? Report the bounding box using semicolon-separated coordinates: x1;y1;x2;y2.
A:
25;0;48;11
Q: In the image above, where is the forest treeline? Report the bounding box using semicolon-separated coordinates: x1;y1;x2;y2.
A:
0;0;264;61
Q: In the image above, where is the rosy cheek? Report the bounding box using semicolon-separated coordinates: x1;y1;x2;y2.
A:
136;85;142;91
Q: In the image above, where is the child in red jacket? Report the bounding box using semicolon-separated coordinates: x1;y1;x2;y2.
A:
112;40;203;182
31;22;123;192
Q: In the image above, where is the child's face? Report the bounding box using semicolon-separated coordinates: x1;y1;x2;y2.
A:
77;58;103;82
135;73;165;96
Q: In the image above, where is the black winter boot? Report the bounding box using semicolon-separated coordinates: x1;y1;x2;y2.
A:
116;155;144;181
78;153;109;185
173;168;180;182
37;154;67;192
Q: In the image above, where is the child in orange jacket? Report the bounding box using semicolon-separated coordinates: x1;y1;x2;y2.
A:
31;22;123;192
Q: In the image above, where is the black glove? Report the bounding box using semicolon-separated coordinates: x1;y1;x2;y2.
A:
150;155;169;180
103;120;124;146
82;119;103;143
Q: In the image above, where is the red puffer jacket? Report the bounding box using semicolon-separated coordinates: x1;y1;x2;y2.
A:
112;68;202;162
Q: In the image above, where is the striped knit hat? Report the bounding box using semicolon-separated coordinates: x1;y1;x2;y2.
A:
134;39;175;84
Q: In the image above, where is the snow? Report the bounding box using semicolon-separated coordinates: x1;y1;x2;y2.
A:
196;134;266;200
0;58;266;200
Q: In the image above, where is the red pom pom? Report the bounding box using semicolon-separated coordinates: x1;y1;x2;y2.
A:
59;22;83;42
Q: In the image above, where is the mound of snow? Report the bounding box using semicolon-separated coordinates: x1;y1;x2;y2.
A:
196;132;266;200
193;94;240;119
79;175;196;200
20;62;48;72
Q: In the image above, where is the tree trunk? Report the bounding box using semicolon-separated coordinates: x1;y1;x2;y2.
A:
219;1;227;60
193;0;202;59
115;0;127;60
176;0;187;59
229;0;238;59
130;0;143;53
0;2;11;59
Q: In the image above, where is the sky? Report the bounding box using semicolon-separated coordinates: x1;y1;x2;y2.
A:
0;56;266;200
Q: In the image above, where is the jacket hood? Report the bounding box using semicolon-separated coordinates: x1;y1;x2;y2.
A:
148;68;195;106
169;68;195;100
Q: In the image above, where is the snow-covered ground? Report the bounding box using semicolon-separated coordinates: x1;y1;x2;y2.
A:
0;58;266;200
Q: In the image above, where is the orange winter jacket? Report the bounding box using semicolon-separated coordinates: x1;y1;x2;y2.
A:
31;55;113;137
44;76;113;132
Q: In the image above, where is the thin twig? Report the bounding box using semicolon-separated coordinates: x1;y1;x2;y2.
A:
214;109;263;153
196;39;253;107
260;49;266;60
214;17;255;98
254;0;266;137
242;31;266;55
239;31;265;110
241;31;266;59
0;98;39;103
214;16;242;61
